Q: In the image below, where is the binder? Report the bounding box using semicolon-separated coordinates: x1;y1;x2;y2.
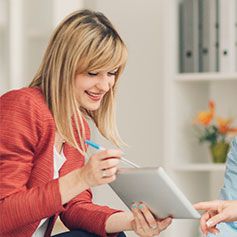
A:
201;0;218;72
182;0;200;72
219;0;236;72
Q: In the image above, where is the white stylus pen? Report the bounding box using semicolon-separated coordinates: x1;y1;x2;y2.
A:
85;140;140;168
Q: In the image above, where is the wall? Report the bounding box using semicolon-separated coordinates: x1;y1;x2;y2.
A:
84;1;169;236
85;0;167;168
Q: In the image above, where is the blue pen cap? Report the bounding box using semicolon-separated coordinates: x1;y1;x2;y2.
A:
85;140;100;149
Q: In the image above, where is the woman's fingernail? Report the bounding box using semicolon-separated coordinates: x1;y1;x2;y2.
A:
206;220;214;227
168;219;172;224
132;204;137;209
139;204;144;209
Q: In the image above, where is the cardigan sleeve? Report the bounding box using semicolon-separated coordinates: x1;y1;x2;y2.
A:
60;188;122;237
0;90;65;233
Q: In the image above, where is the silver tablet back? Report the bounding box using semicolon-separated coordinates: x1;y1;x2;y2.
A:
109;167;200;219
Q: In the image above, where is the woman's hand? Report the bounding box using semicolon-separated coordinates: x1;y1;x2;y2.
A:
194;200;237;236
59;149;122;205
131;203;172;236
78;149;122;190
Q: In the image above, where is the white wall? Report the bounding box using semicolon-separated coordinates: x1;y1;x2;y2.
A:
84;1;169;236
85;0;167;168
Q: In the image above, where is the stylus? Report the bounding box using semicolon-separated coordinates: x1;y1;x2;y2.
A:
85;140;140;168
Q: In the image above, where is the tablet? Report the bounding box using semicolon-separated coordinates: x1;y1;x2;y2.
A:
109;167;200;219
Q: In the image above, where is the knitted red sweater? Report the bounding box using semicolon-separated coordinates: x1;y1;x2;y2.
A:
0;88;120;237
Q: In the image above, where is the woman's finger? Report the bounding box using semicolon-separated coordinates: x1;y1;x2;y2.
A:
200;211;219;236
131;203;145;235
194;200;221;211
101;167;117;178
134;203;161;236
137;203;159;230
100;158;120;170
91;149;123;162
200;211;210;235
157;217;172;232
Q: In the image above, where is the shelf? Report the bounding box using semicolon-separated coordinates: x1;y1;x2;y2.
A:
174;72;237;82
173;163;226;172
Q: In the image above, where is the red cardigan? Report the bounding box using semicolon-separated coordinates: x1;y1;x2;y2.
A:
0;88;120;237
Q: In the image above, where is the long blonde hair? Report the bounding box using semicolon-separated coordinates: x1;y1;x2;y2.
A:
29;9;128;155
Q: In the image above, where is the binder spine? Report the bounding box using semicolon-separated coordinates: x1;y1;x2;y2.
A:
182;0;200;72
201;0;218;72
219;0;236;72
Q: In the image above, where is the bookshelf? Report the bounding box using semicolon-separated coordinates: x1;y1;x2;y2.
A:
163;1;237;237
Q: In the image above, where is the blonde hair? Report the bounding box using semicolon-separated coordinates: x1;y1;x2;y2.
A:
29;9;128;155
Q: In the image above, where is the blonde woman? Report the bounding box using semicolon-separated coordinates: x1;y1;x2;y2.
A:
0;9;172;237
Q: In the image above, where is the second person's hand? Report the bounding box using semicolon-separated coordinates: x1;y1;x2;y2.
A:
194;200;237;236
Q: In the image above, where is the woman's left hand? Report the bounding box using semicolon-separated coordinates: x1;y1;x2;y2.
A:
131;203;172;236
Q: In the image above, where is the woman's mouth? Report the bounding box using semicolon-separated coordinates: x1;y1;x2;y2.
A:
85;91;102;101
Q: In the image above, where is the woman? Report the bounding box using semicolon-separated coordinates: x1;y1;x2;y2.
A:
194;136;237;237
0;9;172;237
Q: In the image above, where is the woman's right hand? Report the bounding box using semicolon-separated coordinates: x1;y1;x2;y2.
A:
78;149;122;189
59;149;122;205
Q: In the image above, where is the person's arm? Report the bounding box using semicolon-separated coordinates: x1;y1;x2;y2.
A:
59;149;126;237
194;137;237;236
0;90;65;233
194;200;237;236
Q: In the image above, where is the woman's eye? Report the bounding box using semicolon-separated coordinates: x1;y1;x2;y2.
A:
88;72;98;76
108;71;117;76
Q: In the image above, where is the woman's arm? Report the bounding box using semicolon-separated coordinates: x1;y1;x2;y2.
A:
194;137;237;236
0;90;66;233
105;203;172;236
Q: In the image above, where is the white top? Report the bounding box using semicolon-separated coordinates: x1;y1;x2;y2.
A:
32;146;66;237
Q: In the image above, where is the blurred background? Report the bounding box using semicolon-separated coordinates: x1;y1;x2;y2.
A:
1;0;237;236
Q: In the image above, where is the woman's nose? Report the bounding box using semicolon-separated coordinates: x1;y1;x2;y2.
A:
96;74;113;92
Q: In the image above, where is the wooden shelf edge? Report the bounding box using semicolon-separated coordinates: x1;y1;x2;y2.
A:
174;72;237;82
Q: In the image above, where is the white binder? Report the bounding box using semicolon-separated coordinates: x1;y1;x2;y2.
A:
219;0;236;72
201;0;218;72
182;0;200;72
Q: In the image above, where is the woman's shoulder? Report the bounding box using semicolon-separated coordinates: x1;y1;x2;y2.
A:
1;87;52;120
1;87;43;102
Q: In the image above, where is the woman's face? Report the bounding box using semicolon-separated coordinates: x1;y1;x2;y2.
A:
74;68;118;111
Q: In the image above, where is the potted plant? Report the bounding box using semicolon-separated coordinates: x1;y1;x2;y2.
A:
192;101;237;163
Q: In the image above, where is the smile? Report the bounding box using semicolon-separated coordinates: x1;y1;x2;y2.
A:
85;91;102;101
